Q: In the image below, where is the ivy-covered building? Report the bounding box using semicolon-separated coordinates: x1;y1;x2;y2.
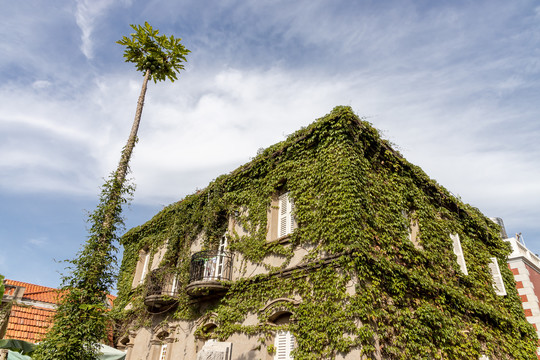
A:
114;107;537;360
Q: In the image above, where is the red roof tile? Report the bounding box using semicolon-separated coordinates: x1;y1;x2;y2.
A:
4;279;59;305
4;304;55;343
3;279;117;344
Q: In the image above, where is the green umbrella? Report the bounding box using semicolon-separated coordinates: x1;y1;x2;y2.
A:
0;340;125;360
0;339;35;355
98;344;126;360
6;350;32;360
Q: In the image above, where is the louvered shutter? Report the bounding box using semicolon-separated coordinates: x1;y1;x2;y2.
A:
450;234;468;275
274;330;295;360
159;344;167;360
170;275;178;295
488;257;507;296
290;199;297;232
216;235;228;278
278;194;289;237
139;252;150;284
278;193;296;237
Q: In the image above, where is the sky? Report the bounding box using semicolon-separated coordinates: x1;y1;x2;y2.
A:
1;0;539;290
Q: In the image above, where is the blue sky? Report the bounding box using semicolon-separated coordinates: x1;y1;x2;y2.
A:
1;0;539;289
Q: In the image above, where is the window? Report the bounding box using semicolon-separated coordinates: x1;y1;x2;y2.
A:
278;193;296;238
215;235;228;278
159;344;167;360
267;310;296;360
151;329;171;360
274;330;295;360
139;250;151;284
408;218;421;249
403;211;422;250
488;257;507;296
450;234;468;275
170;274;178;295
202;235;228;280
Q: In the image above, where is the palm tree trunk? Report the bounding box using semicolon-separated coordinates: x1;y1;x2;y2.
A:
116;68;151;185
84;69;151;288
99;68;151;245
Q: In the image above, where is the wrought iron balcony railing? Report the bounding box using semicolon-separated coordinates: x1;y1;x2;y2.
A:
186;250;232;297
189;250;233;283
144;268;179;311
146;268;179;297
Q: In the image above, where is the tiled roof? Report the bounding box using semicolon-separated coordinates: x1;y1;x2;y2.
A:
4;279;59;305
4;304;55;343
2;279;116;344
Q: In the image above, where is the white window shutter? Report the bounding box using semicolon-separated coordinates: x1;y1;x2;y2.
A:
290;199;297;232
139;252;150;284
218;235;228;254
274;330;295;360
216;235;228;278
159;344;168;360
488;257;507;296
450;234;468;275
278;193;296;237
279;194;289;237
170;275;178;294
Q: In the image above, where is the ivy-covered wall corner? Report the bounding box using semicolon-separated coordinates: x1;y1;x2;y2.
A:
113;106;538;360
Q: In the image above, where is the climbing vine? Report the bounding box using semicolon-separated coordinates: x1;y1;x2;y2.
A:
114;107;537;359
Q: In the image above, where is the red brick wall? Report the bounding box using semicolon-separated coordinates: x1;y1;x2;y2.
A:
525;262;540;304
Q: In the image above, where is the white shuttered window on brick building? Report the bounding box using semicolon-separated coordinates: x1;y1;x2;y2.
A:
278;193;296;238
274;330;295;360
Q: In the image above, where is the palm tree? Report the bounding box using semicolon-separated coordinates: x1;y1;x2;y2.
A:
33;23;189;360
114;22;190;203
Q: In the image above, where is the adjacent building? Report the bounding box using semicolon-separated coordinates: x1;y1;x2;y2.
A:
504;231;540;358
0;279;115;344
114;107;537;359
0;280;58;343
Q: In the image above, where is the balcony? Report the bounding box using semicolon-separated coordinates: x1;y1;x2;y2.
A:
144;268;179;311
186;250;233;297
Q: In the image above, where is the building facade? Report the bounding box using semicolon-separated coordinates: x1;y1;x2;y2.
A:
115;107;537;359
0;279;115;345
0;280;58;342
505;234;540;358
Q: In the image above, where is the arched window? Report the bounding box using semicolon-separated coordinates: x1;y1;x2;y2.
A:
270;313;295;360
261;299;299;360
195;315;232;359
150;327;173;360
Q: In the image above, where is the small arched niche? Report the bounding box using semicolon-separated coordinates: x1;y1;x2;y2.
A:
260;298;299;325
195;313;220;352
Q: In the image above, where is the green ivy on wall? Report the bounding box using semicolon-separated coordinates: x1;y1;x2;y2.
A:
113;106;537;359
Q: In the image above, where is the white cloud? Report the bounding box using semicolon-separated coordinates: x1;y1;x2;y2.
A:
32;80;51;90
28;237;48;247
75;0;128;59
1;54;539;220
